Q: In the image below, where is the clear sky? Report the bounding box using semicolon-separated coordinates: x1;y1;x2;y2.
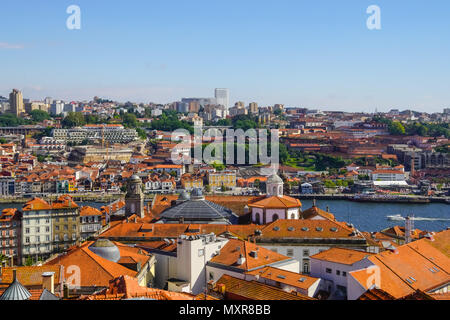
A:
1;0;449;112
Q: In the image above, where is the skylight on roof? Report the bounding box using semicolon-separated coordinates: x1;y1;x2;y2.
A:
299;278;306;282
277;275;286;280
301;227;309;232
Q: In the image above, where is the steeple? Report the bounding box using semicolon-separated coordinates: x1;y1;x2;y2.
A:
125;175;145;218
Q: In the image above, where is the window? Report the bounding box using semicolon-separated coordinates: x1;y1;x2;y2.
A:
287;249;294;257
326;268;332;274
290;214;296;219
36;227;40;233
272;214;279;222
343;272;347;277
209;272;214;281
55;226;60;231
198;248;205;257
271;248;278;253
254;213;260;224
303;250;310;257
25;237;30;243
55;235;59;242
25;228;30;234
303;261;310;274
64;225;68;231
336;270;341;276
46;227;50;232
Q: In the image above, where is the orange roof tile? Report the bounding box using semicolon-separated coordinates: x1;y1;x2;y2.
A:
248;195;302;209
215;275;314;300
310;247;374;265
210;239;293;271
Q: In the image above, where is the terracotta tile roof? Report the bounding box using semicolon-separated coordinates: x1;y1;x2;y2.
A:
248;195;302;209
310;247;374;265
22;196;78;211
358;288;396;300
350;229;450;299
209;239;293;271
45;241;151;287
214;275;314;300
430;292;450;300
0;266;63;286
259;219;360;240
247;266;319;290
301;206;336;221
80;206;102;217
83;275;194;300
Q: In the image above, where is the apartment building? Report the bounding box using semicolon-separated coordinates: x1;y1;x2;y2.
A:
208;170;236;189
52;124;138;144
0;208;21;264
20;196;80;263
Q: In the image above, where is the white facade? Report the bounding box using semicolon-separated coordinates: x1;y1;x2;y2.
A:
215;88;229;112
310;256;373;298
21;210;53;259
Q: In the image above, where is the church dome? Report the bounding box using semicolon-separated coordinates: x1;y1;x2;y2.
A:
130;175;142;182
88;239;121;263
267;174;283;184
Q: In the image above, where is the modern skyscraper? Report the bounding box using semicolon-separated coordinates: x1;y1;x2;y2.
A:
215;88;229;111
9;89;25;116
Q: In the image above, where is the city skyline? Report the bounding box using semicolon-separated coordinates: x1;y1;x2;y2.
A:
1;0;450;112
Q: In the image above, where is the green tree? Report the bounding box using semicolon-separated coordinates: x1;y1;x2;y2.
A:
388;121;406;135
123;113;138;128
62;112;86;128
30;110;51;123
136;127;148;139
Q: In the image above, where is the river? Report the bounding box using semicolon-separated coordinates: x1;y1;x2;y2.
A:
1;200;448;233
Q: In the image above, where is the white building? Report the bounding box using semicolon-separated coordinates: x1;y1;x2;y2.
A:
309;247;374;299
249;173;302;224
141;234;300;295
215;88;229;114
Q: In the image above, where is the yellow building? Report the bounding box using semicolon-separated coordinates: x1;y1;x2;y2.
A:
208;171;236;189
181;174;204;190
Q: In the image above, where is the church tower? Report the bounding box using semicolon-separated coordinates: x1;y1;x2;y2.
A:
266;173;283;197
125;175;145;218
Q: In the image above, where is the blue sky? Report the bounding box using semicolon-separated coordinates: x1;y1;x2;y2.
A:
1;0;449;112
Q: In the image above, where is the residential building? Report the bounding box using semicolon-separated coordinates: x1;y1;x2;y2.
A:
309;247;375;299
208;170;236;189
347;230;450;300
79;206;103;241
0;208;21;264
9;89;25;116
215;88;230;111
53;124;138;144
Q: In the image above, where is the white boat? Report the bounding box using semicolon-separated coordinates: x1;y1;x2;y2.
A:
387;214;405;221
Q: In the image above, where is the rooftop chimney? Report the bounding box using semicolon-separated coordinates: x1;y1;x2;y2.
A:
13;269;17;281
42;272;55;294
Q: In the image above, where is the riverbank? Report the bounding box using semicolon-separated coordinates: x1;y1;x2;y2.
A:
292;194;449;204
0;193;156;204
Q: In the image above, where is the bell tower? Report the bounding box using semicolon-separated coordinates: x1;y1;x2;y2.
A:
266;173;284;197
125;175;145;218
